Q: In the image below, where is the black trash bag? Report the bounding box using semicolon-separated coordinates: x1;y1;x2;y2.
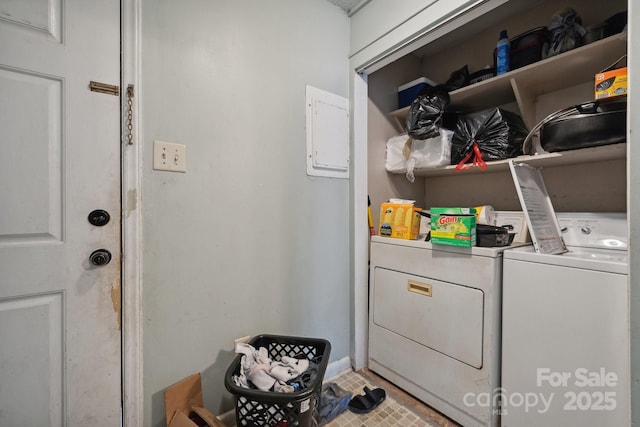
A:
444;64;470;92
406;85;450;140
548;7;587;57
451;108;528;170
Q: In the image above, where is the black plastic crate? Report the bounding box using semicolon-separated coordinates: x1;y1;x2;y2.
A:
224;334;331;427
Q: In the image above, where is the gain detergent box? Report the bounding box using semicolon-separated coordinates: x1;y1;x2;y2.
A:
430;207;477;247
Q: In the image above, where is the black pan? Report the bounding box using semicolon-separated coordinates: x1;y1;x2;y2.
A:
522;96;627;154
540;97;626;152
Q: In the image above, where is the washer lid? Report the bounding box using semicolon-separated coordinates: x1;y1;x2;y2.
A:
504;244;628;274
509;160;568;255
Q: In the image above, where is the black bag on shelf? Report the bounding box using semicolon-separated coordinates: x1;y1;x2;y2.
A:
443;64;470;92
547;7;587;57
405;85;450;140
451;108;528;170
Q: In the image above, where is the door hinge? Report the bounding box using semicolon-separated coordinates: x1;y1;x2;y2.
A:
89;81;120;96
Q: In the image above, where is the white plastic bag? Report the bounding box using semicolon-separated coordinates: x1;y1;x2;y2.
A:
406;129;453;182
385;130;453;182
384;134;410;173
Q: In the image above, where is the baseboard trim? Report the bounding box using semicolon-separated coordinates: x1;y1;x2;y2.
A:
323;356;353;382
217;409;236;426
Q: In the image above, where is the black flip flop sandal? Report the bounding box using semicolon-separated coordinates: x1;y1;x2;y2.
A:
347;386;386;414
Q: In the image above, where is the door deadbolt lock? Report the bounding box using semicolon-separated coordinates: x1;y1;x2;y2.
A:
90;249;112;266
88;209;110;226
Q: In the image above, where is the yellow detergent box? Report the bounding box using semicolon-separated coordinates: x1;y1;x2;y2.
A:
379;202;422;240
430;207;477;247
595;67;627;99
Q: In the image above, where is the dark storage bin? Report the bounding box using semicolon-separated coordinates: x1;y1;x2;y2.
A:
476;224;516;247
584;11;628;44
510;27;549;70
224;334;331;427
468;68;495;85
493;27;550;72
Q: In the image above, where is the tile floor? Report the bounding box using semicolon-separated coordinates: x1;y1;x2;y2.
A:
323;369;461;427
222;369;461;426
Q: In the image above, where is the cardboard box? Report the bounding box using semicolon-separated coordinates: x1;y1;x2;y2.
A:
165;373;226;427
430;207;477;247
378;202;422;240
595;67;627;99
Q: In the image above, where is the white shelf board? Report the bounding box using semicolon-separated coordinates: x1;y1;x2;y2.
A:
388;33;628;131
449;33;627;111
400;143;626;177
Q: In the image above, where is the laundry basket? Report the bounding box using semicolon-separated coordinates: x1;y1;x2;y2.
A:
224;334;331;427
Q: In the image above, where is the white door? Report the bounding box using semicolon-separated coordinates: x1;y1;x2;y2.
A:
0;1;122;425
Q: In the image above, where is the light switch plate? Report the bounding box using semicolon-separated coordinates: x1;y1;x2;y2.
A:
153;140;186;172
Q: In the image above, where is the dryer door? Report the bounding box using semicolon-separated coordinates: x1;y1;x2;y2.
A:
372;267;484;368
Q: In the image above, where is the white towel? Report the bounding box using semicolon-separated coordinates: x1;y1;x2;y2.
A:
232;343;310;392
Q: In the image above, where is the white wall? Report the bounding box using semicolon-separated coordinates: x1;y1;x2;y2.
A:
140;1;351;425
366;55;425;228
628;2;640;424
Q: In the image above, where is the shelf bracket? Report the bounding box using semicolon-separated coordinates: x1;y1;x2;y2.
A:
510;77;536;130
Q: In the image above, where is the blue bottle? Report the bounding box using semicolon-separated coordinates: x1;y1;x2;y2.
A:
496;30;510;75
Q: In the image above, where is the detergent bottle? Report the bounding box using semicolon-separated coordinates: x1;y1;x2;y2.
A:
496;30;510;75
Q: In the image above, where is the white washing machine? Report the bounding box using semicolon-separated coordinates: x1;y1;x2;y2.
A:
501;213;629;427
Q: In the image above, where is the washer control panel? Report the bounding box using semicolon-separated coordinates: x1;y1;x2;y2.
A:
556;213;627;250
